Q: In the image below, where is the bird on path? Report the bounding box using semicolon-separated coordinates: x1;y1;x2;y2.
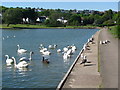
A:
80;55;87;66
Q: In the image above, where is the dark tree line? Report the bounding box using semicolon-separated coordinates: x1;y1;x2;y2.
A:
0;6;119;27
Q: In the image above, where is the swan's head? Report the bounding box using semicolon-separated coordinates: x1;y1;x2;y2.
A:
11;57;15;60
17;45;19;47
30;51;34;54
5;55;9;58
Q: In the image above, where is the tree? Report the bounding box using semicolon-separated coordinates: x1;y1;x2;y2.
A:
3;8;23;26
68;14;81;25
83;16;94;25
21;7;38;23
40;10;50;16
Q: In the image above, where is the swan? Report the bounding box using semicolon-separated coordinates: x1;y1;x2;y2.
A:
63;53;71;59
57;49;62;53
100;41;102;44
7;36;9;38
48;45;53;49
66;49;72;55
80;55;87;66
5;55;14;65
63;47;68;52
3;37;4;40
40;48;48;53
12;57;29;68
42;50;51;55
53;44;57;48
71;45;77;53
19;51;34;61
17;45;27;54
48;44;57;49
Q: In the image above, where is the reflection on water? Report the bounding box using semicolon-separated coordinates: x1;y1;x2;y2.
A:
2;29;98;88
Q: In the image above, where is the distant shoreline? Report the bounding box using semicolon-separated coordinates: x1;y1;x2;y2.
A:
0;24;101;29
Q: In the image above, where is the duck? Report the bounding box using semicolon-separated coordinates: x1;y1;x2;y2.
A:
5;55;14;65
12;57;29;68
17;45;27;54
42;57;50;64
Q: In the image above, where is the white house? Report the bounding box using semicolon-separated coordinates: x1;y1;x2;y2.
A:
57;18;68;24
22;18;29;23
36;16;49;22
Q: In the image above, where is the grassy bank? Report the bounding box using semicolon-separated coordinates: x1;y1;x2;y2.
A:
1;24;99;29
108;25;120;39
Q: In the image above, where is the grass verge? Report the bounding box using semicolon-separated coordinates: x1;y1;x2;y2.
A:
1;24;98;29
108;25;120;39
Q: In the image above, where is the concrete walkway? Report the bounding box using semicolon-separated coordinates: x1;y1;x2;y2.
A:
62;30;101;88
99;28;118;88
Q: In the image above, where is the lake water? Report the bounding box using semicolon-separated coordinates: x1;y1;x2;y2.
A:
2;28;98;88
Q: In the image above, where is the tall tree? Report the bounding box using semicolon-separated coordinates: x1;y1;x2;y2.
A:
68;14;81;25
3;8;23;26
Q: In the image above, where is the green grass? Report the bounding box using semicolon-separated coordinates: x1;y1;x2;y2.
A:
1;24;98;29
108;25;120;38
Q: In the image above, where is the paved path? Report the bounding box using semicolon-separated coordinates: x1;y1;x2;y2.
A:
62;30;101;88
99;28;118;88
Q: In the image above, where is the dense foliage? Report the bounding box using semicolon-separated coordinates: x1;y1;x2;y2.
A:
0;6;119;27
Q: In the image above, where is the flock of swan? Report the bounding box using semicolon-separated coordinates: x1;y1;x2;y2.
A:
4;34;96;69
39;44;77;59
5;43;77;69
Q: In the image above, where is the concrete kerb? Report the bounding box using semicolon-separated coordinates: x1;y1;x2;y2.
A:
56;41;89;90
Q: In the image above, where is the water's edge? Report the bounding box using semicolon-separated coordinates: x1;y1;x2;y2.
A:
56;42;90;89
56;32;97;90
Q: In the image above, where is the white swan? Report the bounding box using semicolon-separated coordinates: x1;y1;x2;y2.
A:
71;45;77;53
12;57;29;68
40;48;48;54
19;51;34;61
48;45;53;49
63;47;68;52
17;45;27;54
5;55;14;65
63;53;71;59
42;51;51;55
57;49;62;53
48;44;57;49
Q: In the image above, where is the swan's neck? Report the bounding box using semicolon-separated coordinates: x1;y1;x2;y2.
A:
29;53;32;60
13;57;17;67
43;57;44;60
6;55;9;59
17;45;20;50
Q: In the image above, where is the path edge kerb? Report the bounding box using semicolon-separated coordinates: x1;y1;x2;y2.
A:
56;42;89;90
56;29;101;90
